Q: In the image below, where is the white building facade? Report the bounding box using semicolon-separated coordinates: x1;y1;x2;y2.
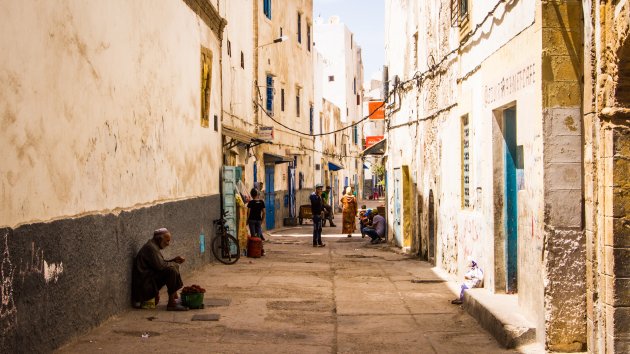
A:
314;16;364;202
385;0;585;351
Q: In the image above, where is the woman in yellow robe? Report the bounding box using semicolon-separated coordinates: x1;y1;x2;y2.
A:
235;192;248;251
340;187;358;237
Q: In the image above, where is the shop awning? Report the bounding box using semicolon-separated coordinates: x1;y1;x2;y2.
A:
263;152;293;164
222;124;266;149
361;138;386;156
328;161;344;171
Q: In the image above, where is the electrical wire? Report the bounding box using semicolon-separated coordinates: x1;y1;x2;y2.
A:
386;0;513;130
253;85;394;137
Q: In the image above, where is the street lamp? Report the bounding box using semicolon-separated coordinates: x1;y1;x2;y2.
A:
257;35;289;48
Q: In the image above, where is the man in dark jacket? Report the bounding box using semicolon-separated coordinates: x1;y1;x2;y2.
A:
310;184;326;247
132;228;188;311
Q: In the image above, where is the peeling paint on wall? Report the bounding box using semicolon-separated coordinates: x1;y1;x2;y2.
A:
43;261;64;284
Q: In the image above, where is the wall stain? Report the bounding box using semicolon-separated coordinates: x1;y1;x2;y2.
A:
564;115;578;132
53;11;100;81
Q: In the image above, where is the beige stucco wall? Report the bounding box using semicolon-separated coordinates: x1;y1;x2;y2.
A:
253;0;314;213
0;0;223;228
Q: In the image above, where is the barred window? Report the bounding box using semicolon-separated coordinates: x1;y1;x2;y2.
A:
461;115;470;208
451;0;470;27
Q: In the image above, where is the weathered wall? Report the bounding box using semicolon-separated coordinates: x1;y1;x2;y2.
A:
541;2;586;351
0;0;225;351
583;0;630;352
386;0;587;350
0;196;221;353
0;0;223;229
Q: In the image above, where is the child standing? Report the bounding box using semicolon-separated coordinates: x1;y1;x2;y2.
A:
247;188;266;240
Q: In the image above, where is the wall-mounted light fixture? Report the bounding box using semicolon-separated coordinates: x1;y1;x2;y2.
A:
258;35;289;48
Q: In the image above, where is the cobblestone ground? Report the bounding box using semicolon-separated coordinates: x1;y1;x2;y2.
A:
57;214;516;354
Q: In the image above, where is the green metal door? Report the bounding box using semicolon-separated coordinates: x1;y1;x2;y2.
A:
222;166;237;235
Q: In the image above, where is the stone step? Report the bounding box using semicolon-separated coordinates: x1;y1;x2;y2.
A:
462;289;537;349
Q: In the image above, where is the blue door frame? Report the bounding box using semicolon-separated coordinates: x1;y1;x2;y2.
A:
393;168;402;247
504;108;518;293
288;164;296;218
265;165;275;230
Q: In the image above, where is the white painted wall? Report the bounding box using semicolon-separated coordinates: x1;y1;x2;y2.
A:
385;0;548;341
314;16;364;199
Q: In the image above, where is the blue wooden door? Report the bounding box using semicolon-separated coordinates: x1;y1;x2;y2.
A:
222;166;237;235
288;165;296;218
265;165;275;229
504;108;518;293
393;168;402;246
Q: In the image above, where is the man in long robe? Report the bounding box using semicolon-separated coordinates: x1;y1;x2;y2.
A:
132;228;187;310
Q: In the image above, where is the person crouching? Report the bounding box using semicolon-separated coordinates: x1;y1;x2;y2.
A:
362;209;386;244
132;228;188;311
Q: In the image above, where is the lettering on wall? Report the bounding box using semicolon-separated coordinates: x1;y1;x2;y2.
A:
484;63;536;106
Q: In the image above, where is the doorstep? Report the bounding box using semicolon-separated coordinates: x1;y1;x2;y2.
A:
462;289;536;349
432;268;537;349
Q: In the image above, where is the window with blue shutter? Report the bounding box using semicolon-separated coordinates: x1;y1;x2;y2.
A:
353;125;358;145
264;0;271;20
266;75;274;114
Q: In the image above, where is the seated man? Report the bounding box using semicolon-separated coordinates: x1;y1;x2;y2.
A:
132;228;188;311
451;258;484;305
363;209;386;244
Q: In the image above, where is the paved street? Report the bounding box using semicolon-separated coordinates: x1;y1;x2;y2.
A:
57;214;514;354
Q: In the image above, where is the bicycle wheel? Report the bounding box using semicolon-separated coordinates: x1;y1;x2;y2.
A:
211;234;240;265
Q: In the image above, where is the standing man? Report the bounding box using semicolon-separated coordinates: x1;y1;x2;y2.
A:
310;184;326;247
321;186;336;227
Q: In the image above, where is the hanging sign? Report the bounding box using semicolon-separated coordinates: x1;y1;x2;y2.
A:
365;136;384;149
258;126;274;141
368;101;385;119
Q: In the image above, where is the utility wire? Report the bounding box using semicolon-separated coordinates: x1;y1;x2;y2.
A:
386;0;512;130
253;86;393;137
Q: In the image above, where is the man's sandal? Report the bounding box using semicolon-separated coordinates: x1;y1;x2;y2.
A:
167;304;189;311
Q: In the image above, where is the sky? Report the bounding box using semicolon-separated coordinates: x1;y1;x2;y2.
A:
314;0;384;84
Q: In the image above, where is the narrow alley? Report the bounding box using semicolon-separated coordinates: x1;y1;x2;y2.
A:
2;0;629;353
56;221;514;354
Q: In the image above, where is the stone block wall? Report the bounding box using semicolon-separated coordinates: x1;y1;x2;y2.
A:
541;0;586;351
583;1;630;352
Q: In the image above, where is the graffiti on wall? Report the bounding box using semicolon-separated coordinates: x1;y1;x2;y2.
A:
1;233;65;338
1;233;17;335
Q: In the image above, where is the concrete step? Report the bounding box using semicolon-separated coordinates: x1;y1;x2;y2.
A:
462;289;537;349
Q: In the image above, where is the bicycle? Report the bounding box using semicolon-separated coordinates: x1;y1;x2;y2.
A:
212;210;240;265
